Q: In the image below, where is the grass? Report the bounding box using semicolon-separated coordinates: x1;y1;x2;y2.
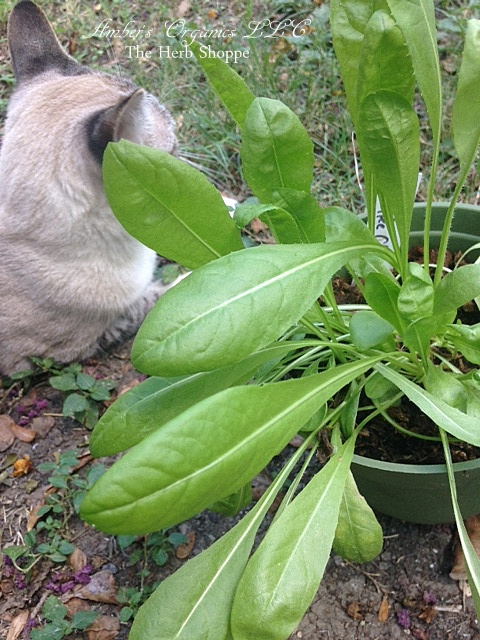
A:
0;1;479;208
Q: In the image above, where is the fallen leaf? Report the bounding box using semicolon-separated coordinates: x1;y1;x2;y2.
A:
176;531;196;559
10;422;36;443
77;570;118;604
418;605;436;624
450;514;480;581
176;0;191;18
6;610;29;640
378;595;389;622
412;628;429;640
207;9;219;19
65;597;91;617
86;614;120;640
30;416;55;437
0;415;15;451
69;547;88;573
346;601;363;620
12;455;33;477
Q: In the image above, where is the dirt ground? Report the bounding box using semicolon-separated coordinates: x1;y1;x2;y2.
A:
0;340;479;640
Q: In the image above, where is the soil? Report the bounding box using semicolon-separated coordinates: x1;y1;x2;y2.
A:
1;339;479;640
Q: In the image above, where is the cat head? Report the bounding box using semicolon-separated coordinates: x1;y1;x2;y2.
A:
6;1;177;163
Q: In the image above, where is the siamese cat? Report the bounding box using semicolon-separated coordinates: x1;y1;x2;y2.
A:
0;1;178;375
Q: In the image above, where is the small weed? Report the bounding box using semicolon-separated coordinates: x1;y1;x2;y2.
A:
3;450;105;576
115;530;188;622
29;594;98;640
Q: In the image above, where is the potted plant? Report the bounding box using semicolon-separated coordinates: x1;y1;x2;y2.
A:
79;1;480;638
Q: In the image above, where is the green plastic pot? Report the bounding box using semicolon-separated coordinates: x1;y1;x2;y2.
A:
351;202;480;525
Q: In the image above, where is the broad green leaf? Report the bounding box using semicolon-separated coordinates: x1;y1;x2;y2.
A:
349;310;394;350
131;241;390;377
103;140;243;270
447;324;480;365
90;345;303;456
364;272;406;333
62;393;90;417
333;471;383;563
357;10;414;109
209;483;252;517
358;91;420;263
386;0;442;146
424;364;467;412
330;0;386;120
325;206;394;276
233;203;303;243
80;358;379;535
434;264;480;315
230;436;356;640
129;436;310;640
441;429;480;619
397;263;434;321
241;98;314;202
364;371;398;403
375;363;480;445
272;188;326;243
452;19;480;171
189;41;255;128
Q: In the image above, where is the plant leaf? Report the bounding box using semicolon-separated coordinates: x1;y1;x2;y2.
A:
128;438;309;640
434;264;480;315
364;272;406;333
333;471;383;563
189;42;255;128
90;344;303;456
447;324;480;366
441;429;480;619
349;310;394;350
375;363;480;445
272;188;326;243
240;97;314;202
452;19;480;171
131;241;390;377
357;10;414;108
358;90;420;260
230;436;356;640
103;140;243;270
80;358;379;535
386;0;442;146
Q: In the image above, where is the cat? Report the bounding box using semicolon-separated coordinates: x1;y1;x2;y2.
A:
0;1;178;376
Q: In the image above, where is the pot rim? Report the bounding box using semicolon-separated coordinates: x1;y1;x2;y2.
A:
352;453;480;475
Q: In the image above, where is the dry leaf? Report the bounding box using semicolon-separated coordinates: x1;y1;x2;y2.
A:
86;614;120;640
12;455;33;477
30;416;55;437
6;610;29;640
65;597;91;617
418;605;436;624
378;595;389;622
346;602;363;620
69;547;88;573
176;531;196;559
176;0;191;18
10;422;36;443
450;514;480;581
77;570;118;604
207;9;219;19
0;414;15;451
27;486;57;530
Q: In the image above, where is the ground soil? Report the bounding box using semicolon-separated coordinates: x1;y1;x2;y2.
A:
1;339;479;640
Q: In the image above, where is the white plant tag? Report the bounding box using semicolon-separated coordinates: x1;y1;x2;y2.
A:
374;173;423;249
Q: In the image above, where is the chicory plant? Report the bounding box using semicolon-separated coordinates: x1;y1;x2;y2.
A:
80;1;480;637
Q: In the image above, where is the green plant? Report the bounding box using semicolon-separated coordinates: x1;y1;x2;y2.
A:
3;450;105;575
79;1;480;638
116;530;188;622
48;364;115;428
29;594;98;640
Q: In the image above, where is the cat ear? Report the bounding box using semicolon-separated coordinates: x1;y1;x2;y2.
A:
86;89;154;162
8;1;83;82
